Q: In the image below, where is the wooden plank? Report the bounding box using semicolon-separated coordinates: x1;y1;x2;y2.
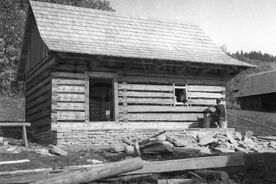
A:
53;103;85;111
26;95;51;110
26;69;50;90
52;79;85;85
113;74;119;123
26;57;54;83
158;179;193;184
122;81;128;123
120;75;222;86
56;111;85;121
125;154;245;175
120;105;214;113
26;76;51;97
22;125;28;148
26;100;51;116
26;83;51;103
56;85;85;93
52;122;195;131
86;71;118;79
0;159;30;165
85;73;89;123
189;85;225;92
52;72;85;79
190;92;225;99
30;117;51;128
0;122;31;126
119;91;173;98
56;93;85;102
119;84;173;92
28;110;51;122
126;113;203;121
119;98;173;105
188;99;216;105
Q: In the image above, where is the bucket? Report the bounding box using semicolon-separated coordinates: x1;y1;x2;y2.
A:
198;117;211;128
219;121;228;128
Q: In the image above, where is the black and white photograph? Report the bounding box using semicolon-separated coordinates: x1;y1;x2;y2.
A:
0;0;276;183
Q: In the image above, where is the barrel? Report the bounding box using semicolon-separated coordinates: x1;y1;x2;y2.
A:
198;117;211;128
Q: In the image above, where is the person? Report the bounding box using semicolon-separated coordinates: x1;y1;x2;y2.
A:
213;98;227;128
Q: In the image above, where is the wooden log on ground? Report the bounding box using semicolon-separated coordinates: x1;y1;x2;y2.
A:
193;170;229;181
0;159;30;165
124;154;245;175
172;147;201;158
97;174;158;184
158;179;193;184
32;157;143;184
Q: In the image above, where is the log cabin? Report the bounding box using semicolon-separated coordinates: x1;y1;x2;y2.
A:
236;70;276;112
17;1;254;146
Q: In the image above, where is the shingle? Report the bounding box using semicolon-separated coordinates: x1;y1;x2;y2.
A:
29;1;253;67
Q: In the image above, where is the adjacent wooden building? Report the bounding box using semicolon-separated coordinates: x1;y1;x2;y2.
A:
17;1;253;146
236;70;276;112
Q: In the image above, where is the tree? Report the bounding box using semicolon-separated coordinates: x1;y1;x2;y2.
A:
0;0;114;95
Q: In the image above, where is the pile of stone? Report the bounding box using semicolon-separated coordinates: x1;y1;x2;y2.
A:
110;130;276;158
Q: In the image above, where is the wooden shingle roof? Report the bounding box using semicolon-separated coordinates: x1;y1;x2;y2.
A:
22;1;253;67
236;70;276;97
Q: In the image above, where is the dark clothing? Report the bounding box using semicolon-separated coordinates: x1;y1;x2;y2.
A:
214;104;226;118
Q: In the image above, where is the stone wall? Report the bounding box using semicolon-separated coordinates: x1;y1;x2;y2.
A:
51;128;233;148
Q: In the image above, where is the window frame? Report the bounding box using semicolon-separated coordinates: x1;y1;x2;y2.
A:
173;83;190;106
85;71;119;123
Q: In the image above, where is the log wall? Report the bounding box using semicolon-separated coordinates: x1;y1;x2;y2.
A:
25;57;54;138
47;57;227;146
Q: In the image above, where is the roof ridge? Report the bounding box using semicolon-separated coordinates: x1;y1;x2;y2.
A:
29;0;198;27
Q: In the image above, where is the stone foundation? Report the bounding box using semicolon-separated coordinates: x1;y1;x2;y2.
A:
44;128;235;148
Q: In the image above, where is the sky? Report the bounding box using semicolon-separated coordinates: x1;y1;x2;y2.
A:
109;0;276;55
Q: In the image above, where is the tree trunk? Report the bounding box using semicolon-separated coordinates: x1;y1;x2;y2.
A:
32;157;143;184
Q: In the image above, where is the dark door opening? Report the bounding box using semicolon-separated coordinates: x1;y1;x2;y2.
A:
89;78;114;121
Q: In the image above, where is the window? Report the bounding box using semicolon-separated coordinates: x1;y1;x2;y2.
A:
173;83;189;106
85;72;118;122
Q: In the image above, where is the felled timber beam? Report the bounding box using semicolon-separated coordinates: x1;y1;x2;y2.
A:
32;157;143;184
0;159;30;165
125;154;244;175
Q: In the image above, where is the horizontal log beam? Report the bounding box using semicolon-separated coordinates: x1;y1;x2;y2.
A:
126;113;203;121
119;91;173;98
52;79;85;85
51;122;195;131
125;154;245;175
0;122;31;126
53;103;85;111
189;85;225;92
120;105;215;113
119;84;173;92
119;98;173;105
